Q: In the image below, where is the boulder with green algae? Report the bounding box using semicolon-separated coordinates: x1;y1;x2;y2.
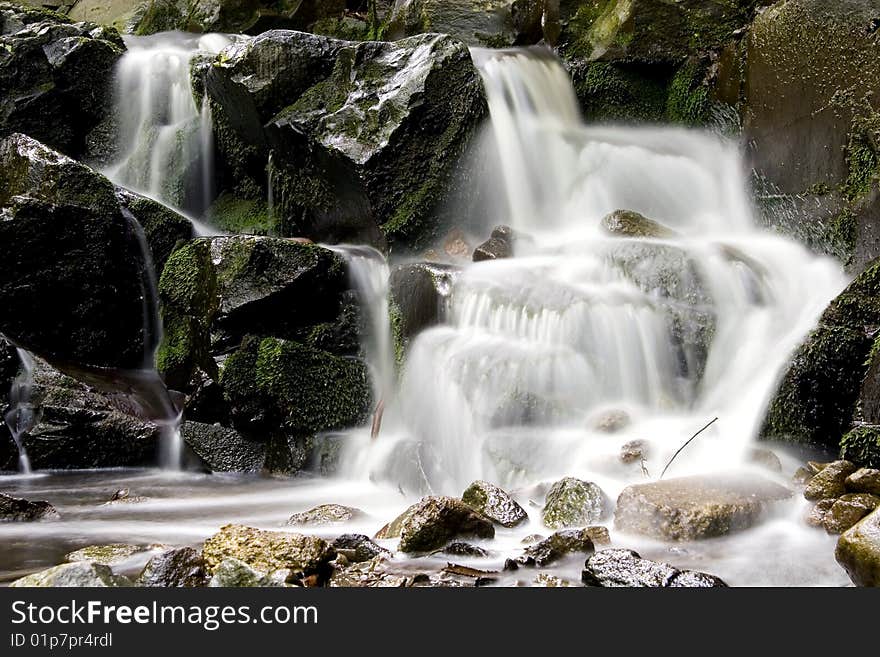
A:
762;259;880;456
287;504;365;526
116;188;194;272
847;468;880;496
582;548;727;588
375;496;495;553
65;543;155;566
542;477;609;529
202;30;486;249
138;547;209;587
836;507;880;586
615;474;792;541
824;494;880;535
461;480;528;528
0;492;59;522
11;562;132;587
804;460;858;501
0;3;123;159
739;0;880;271
521;529;595;567
0;133;191;373
202;524;335;576
207;557;290;587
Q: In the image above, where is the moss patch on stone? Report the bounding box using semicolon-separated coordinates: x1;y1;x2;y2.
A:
208;192;275;235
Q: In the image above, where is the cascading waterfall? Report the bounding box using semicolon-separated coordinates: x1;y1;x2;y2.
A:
102;32;232;234
4;348;35;474
339;47;849;498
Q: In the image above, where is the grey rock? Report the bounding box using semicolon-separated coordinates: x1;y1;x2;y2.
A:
582;549;727;588
10;561;132;587
542;477;609;529
461;480;528;528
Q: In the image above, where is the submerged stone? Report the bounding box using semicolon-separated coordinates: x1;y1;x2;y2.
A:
10;562;132;587
542;477;609;529
582;548;727;588
0;492;58;522
836;507;880;586
461;480;528;528
287;504;365;526
615;474;792;541
375;496;495;553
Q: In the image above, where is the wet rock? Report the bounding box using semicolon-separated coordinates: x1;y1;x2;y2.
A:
329;556;408;588
520;534;544;545
808;461;831;475
115;188;194;273
442;228;472;260
330;535;391;564
387;0;524;47
10;562;132;587
542;477;609;529
375;496;495;553
620;439;649;465
824;494;880;535
287;504;364;526
804;460;858;501
103;488;149;505
0;492;59;522
0;4;123;159
138;547;209;587
521;529;595;567
762;259;880;456
615;474;792;541
389;262;458;346
181;421;265;474
203;31;485;249
208;557;293;588
793;467;814;486
748;447;783;473
65;544;153;566
581;549;727;588
807;499;836;528
0;133;185;372
461;480;528;528
202;524;336;579
836;507;880;586
593;409;631;433
442;542;489;558
601;210;676;239
584;526;611;546
473;237;512;262
846;468;880;496
533;573;570;587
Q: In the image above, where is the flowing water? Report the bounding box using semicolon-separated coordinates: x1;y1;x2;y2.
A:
0;46;855;586
4;349;35;474
102;32;232;235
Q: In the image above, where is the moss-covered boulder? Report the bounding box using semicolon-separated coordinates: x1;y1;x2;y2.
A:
0;492;59;522
847;468;880;496
542;476;609;529
615;474;791;541
740;0;880;270
202;30;486;249
68;0;146;33
582;548;727;588
65;543;154;566
202;524;336;577
0;133;192;373
835;507;880;586
375;496;495;553
461;480;528;528
762;260;880;455
823;494;880;535
207;557;291;587
116;188;194;272
0;3;123;159
138;547;209;587
387;0;519;47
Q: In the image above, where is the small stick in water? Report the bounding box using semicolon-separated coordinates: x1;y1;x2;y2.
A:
659;417;719;480
370;398;385;440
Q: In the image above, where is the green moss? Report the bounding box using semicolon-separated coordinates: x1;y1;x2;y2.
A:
311;17;370;41
666;60;711;126
133;0;186;36
574;62;671;124
209;193;275;236
840;426;880;469
221;336;371;435
843;117;880;203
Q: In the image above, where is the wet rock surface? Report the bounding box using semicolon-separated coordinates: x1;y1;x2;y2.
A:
65;543;154;566
823;494;880;535
375;496;495;553
330;534;391;564
615;474;792;541
138;547;209;587
804;461;859;501
461;480;528;528
542;477;608;529
0;492;58;522
836;507;880;586
846;468;880;496
287;504;365;526
582;549;727;588
521;529;595;567
11;561;132;587
601;209;676;239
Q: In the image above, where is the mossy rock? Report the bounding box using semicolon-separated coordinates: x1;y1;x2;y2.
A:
65;543;153;566
375;496;495;553
202;524;335;575
208;192;274;235
542;477;609;529
835;507;880;586
10;562;132;587
461;480;528;528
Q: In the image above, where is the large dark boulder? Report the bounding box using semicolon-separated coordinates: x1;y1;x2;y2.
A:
582;548;727;587
762;259;880;456
0;133;193;374
202;30;486;250
388;262;458;345
0;3;124;159
734;0;880;271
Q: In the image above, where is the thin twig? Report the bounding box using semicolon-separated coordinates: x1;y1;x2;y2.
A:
659;417;719;480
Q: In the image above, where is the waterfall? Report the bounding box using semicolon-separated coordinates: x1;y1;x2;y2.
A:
4;348;35;473
103;32;232;233
339;48;849;496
